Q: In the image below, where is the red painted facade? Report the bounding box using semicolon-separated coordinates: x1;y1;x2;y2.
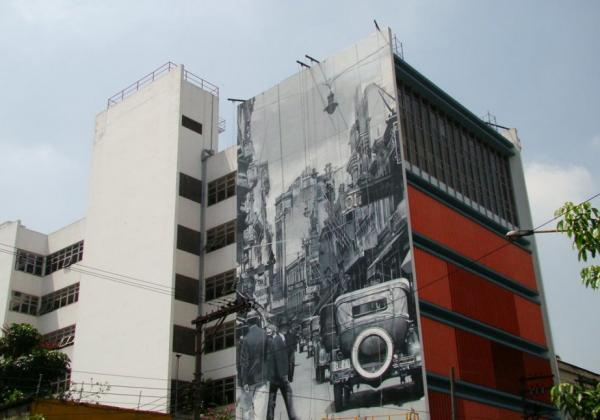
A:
408;186;553;418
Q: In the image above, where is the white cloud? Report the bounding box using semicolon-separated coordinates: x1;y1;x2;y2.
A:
525;161;596;226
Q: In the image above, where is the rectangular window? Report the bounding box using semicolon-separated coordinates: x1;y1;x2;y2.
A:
177;225;201;256
42;325;76;349
10;291;39;315
39;283;80;315
45;241;84;275
173;325;196;356
15;249;44;276
170;379;194;414
205;270;236;301
175;274;199;305
206;221;235;252
179;172;202;204
207;172;236;206
203;376;236;407
204;321;235;354
182;115;203;135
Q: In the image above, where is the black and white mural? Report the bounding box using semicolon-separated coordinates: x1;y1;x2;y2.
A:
236;30;427;419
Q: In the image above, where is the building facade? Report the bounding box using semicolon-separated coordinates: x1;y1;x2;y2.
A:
0;30;557;419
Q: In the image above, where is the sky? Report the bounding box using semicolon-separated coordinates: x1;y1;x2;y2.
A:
0;1;598;372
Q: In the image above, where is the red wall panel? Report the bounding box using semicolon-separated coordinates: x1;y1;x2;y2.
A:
522;353;553;404
416;248;547;345
490;342;524;395
461;400;522;420
427;391;522;419
514;295;547;346
423;319;552;400
455;329;496;388
408;186;537;290
414;248;452;309
427;391;452;420
421;317;459;377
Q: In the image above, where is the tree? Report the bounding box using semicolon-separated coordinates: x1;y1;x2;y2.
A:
550;201;600;419
0;323;70;406
555;201;600;289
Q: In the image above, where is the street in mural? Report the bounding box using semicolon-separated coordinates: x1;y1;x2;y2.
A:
236;31;427;419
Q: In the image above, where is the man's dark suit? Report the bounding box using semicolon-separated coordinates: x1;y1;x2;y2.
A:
266;333;299;420
240;324;267;387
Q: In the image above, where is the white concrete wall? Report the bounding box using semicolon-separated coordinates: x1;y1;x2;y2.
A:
506;129;560;385
74;66;217;409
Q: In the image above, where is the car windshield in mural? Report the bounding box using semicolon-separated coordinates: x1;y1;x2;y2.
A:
236;30;427;419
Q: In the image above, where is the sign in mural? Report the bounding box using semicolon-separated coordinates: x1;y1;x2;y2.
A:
236;30;427;419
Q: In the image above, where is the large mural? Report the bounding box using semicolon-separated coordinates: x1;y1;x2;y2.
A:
236;30;428;419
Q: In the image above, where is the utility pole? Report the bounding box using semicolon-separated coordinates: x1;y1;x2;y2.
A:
192;296;255;419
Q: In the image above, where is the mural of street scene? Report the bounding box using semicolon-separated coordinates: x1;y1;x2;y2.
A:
236;31;427;419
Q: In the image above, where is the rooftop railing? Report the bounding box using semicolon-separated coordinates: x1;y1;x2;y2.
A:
106;62;219;109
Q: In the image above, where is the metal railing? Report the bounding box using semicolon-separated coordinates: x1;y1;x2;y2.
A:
183;68;219;97
393;35;404;60
106;62;219;109
218;118;226;134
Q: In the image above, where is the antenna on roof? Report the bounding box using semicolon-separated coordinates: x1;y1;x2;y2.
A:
374;19;381;31
305;54;320;64
296;60;310;69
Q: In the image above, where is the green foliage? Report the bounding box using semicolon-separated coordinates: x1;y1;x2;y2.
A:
0;324;41;358
555;201;600;289
551;382;600;419
204;405;235;420
0;324;70;407
551;201;600;418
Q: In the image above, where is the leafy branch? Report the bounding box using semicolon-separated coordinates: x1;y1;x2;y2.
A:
555;201;600;289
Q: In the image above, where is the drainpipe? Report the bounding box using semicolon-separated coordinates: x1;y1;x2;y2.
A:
194;148;214;420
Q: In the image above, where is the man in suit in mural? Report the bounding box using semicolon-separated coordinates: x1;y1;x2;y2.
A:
239;313;268;419
266;323;299;420
278;318;296;382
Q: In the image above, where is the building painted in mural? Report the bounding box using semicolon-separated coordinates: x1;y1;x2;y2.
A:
0;30;557;419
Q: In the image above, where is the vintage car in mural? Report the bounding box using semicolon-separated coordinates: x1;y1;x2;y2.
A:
329;278;423;412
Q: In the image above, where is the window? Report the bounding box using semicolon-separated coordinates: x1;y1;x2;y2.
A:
206;221;235;252
182;115;203;135
173;325;196;356
15;249;44;276
45;241;84;275
10;291;39;315
170;379;194;414
43;325;76;349
177;225;201;256
175;274;199;305
397;82;518;227
205;270;236;301
207;172;236;206
203;376;236;407
39;283;80;315
53;371;71;395
179;172;202;204
204;321;235;354
352;298;387;317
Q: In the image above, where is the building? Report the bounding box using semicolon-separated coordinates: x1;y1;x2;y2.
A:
1;30;559;419
557;356;600;388
0;63;238;413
